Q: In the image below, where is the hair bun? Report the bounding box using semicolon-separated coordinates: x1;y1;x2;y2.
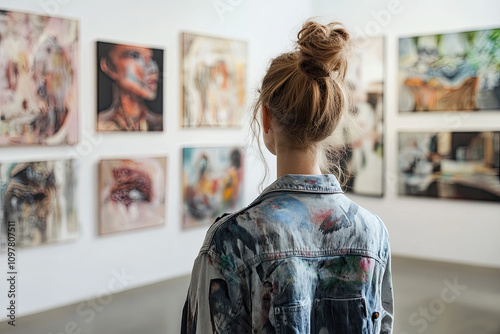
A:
299;58;330;79
297;20;351;79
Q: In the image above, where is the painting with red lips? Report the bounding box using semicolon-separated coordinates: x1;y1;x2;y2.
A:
0;160;78;251
97;41;164;132
0;10;78;146
182;147;244;229
98;157;167;234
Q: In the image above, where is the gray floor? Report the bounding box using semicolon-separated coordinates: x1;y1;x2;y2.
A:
1;255;500;333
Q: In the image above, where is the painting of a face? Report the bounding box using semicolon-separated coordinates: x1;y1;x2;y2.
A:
103;45;159;100
99;157;167;234
0;160;78;251
97;41;164;132
0;10;78;146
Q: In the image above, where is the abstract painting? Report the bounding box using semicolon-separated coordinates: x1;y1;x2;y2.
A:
97;41;164;131
181;33;246;127
98;157;167;234
399;28;500;112
182;147;244;228
398;132;500;201
339;36;384;197
0;160;78;251
0;10;78;146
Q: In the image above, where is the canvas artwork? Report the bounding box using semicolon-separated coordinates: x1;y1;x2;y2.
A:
0;160;78;251
0;10;78;146
336;36;384;197
398;132;500;201
97;41;164;132
399;28;500;112
182;147;244;229
98;157;167;234
181;33;246;127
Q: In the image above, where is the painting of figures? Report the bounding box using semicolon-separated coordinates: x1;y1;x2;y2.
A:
98;157;167;234
337;37;384;196
398;132;500;201
181;33;246;127
399;28;500;112
182;147;244;228
97;41;164;131
0;160;78;251
0;10;78;146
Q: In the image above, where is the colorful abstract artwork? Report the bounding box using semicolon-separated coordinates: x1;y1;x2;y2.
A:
181;33;246;127
0;160;78;251
399;28;500;112
98;157;167;234
0;10;78;146
97;41;164;131
182;147;244;228
340;37;384;197
398;132;500;201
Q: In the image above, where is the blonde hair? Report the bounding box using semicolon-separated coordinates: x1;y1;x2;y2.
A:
251;19;352;185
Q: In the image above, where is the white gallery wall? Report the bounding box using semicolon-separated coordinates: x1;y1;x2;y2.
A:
0;0;499;320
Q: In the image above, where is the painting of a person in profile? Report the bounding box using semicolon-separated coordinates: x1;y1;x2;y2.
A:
97;41;164;131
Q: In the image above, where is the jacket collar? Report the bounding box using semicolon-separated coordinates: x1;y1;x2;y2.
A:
258;174;344;199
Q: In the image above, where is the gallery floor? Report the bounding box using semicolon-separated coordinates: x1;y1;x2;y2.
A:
1;256;499;334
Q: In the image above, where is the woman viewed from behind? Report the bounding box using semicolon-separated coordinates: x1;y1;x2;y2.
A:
182;19;393;333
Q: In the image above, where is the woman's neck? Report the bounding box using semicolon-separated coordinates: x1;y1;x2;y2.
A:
276;147;322;177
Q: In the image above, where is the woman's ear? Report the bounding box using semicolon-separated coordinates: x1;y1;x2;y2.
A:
100;57;118;80
262;106;271;134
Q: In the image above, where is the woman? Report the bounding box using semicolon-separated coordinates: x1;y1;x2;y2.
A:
182;20;393;334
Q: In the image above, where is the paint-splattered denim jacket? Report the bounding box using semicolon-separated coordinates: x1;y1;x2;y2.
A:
182;174;393;334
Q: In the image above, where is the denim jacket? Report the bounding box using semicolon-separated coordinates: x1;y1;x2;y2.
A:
181;174;393;333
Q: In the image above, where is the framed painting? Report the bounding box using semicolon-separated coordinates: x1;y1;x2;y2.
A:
398;131;500;201
399;28;500;112
97;41;164;132
329;37;384;197
182;147;244;229
0;10;78;146
181;33;246;127
98;157;167;234
0;160;78;251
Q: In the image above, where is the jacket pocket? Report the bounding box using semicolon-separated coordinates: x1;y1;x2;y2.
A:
312;297;369;334
274;300;311;334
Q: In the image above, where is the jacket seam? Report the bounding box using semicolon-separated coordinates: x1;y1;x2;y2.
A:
206;249;386;279
201;189;344;253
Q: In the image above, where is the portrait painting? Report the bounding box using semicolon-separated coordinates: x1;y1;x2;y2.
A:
182;147;244;229
0;160;78;251
0;10;78;146
97;41;164;132
181;33;246;127
399;28;500;112
338;36;384;197
398;132;500;201
99;157;167;234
